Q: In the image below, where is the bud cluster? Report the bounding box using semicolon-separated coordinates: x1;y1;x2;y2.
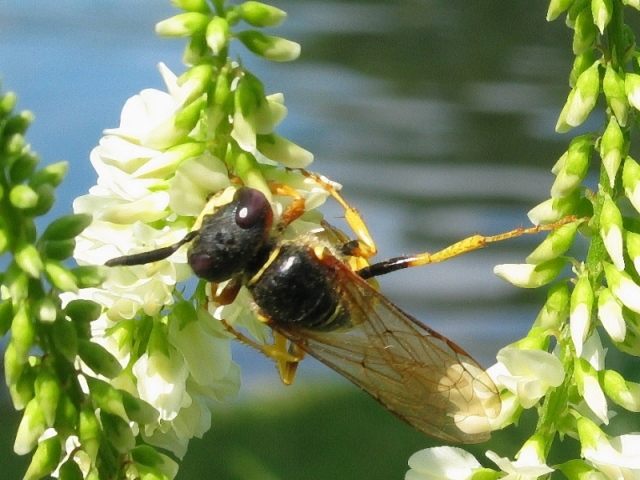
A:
409;2;640;479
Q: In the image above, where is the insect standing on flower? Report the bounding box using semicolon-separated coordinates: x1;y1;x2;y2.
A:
106;170;573;443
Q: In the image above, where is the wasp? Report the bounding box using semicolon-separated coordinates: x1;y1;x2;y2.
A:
106;171;575;443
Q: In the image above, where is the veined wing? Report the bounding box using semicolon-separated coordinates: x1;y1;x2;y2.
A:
275;252;501;444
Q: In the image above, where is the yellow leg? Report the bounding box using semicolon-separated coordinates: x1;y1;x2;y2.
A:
219;318;304;377
406;216;582;268
300;170;378;258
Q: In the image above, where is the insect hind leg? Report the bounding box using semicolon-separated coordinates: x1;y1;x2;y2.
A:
357;216;583;280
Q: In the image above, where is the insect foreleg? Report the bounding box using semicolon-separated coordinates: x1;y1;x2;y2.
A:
299;169;378;259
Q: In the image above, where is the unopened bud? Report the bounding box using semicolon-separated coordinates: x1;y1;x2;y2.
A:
556;61;600;132
599;196;625;270
15;242;43;279
23;431;62;480
547;0;575;20
570;273;593;356
236;30;300;62
527;222;578;264
155;12;209;37
257;134;313;168
591;0;612;33
494;258;566;288
551;134;592;197
622;155;640;213
604;65;628;125
14;398;47;455
238;1;287;27
206;16;229;55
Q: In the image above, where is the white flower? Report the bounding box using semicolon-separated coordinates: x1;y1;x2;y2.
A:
493;259;565;289
571;303;591;357
405;447;481;480
488;346;564;409
597;288;626;343
133;349;191;423
604;263;640;314
580;418;640;478
486;446;554;480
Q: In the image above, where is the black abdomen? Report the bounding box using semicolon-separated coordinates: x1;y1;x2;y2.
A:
249;244;348;331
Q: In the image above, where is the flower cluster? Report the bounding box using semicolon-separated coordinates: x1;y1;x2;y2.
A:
3;1;335;479
407;0;640;478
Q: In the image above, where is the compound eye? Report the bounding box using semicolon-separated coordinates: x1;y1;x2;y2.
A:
235;187;271;229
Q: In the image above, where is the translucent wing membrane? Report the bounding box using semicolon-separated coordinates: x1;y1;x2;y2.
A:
275;253;501;443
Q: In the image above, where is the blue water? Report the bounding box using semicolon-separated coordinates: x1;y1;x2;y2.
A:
0;1;574;393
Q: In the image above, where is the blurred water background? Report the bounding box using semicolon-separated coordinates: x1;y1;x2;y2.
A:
0;1;585;478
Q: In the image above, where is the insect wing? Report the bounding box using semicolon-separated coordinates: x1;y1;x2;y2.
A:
276;254;501;443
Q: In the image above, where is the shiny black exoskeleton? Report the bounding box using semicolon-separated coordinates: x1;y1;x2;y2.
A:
106;187;347;332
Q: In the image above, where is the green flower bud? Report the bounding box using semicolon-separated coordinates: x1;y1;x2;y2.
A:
35;368;61;426
0;90;17;115
79;407;101;464
534;282;570;330
155;12;210;37
597;287;626;342
576;416;607;450
29;182;55;216
177;65;213;105
4;340;25;389
86;377;128;421
572;7;597;54
627;230;640;276
5;110;35;136
101;411;135;453
528;190;581;225
591;0;612;33
570;273;593;356
257;134;313;168
71;265;105;288
174;95;206;132
604;261;640;313
55;394;79;437
78;339;122;378
526;221;579;264
547;0;575;20
171;0;210;12
213;68;231;107
42;213;92;241
206;16;230;55
551;134;592;197
0;299;12;336
234;152;271;199
236;30;301;62
574;357;608;423
493;257;567;288
9;152;39;184
556;459;600;480
52;318;78;362
15;242;43;278
44;260;78;292
624;0;640;9
599;195;625;270
622;155;640;213
65;299;102;324
625;73;640;112
36;296;58;324
14;398;47;455
182;34;208;65
556;61;600;132
602;369;640;411
58;459;84;480
603;65;628;125
9;184;38;209
238;1;287;27
569;50;596;87
30;161;68;188
42;239;76;261
23;432;62;480
11;302;35;359
600;117;625;188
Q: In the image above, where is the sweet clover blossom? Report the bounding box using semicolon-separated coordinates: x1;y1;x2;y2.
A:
406;0;640;478
2;2;335;478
